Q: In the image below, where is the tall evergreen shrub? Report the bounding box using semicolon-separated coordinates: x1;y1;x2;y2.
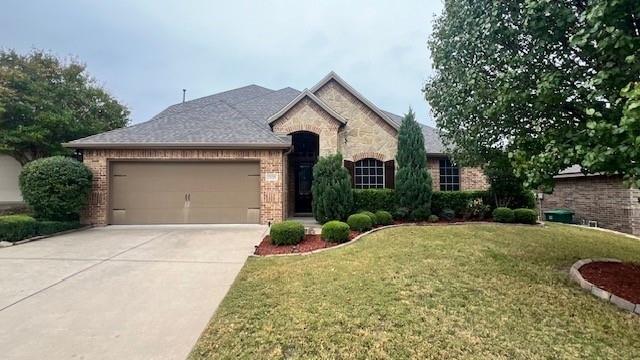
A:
312;153;353;223
395;109;432;220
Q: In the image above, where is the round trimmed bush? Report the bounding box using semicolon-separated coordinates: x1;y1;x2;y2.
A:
492;207;515;223
0;215;38;242
428;214;439;223
513;208;537;224
19;156;93;221
321;221;350;243
440;208;456;221
270;221;305;245
360;211;377;225
347;213;373;232
374;210;393;226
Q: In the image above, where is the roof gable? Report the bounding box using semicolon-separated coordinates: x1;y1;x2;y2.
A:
310;71;399;131
267;89;347;125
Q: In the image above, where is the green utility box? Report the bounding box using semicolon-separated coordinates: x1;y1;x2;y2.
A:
543;208;574;224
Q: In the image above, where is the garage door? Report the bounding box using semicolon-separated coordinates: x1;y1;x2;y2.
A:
110;162;260;224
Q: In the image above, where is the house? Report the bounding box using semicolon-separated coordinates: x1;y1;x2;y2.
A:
65;72;488;225
0;154;23;209
540;165;640;236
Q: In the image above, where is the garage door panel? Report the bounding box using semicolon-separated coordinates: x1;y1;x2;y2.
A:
110;162;261;224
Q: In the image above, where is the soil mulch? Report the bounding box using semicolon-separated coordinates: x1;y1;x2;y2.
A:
579;261;640;304
254;231;360;256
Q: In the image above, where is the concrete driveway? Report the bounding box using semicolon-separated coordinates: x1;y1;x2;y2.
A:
0;225;266;360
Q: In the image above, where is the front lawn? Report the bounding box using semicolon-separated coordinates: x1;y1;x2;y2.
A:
190;224;640;359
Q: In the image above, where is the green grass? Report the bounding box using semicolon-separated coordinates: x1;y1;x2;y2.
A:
190;224;640;359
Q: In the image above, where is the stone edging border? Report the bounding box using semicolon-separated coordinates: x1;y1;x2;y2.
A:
0;226;93;248
251;221;544;258
569;258;640;315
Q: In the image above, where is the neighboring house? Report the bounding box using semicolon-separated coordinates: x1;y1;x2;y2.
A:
0;154;23;207
540;165;640;236
65;72;487;225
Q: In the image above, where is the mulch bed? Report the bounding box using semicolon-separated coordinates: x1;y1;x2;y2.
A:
254;231;361;256
580;262;640;304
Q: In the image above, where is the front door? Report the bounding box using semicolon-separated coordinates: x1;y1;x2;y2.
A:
295;162;313;213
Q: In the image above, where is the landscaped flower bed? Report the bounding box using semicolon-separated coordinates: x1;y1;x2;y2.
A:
254;231;360;256
580;261;640;304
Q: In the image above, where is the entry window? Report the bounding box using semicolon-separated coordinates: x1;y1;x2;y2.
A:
354;158;384;189
439;158;460;191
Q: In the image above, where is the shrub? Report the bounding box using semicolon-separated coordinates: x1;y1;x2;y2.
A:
431;190;491;216
462;198;491;220
360;211;377;225
428;215;439;223
493;207;515;223
312;154;353;223
513;208;538;224
395;110;432;219
352;189;396;213
37;221;82;235
0;215;38;242
19;156;93;221
270;221;305;246
321;221;351;243
347;213;373;232
440;208;456;221
374;210;393;226
393;207;410;220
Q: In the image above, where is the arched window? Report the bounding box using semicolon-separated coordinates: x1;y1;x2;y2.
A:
354;158;384;189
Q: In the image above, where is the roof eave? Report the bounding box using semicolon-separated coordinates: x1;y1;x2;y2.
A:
62;142;292;150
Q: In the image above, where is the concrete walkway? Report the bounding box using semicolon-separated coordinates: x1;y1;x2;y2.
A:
0;225;267;360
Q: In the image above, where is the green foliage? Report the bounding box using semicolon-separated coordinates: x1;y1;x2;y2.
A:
431;190;490;215
462;198;491;220
0;215;37;242
374;211;393;226
395;109;432;219
425;0;640;189
493;207;515;223
347;214;372;232
0;49;129;165
19;156;93;221
37;220;82;235
484;153;529;208
321;221;350;243
359;211;377;226
513;208;538;225
428;215;439;223
270;221;305;246
312;154;354;223
440;209;456;221
352;189;395;213
393;207;410;220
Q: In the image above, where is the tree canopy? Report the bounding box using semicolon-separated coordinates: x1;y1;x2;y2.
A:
0;50;129;165
424;0;640;189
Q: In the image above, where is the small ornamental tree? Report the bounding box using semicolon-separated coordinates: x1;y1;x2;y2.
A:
311;153;354;223
19;156;93;221
395;109;432;220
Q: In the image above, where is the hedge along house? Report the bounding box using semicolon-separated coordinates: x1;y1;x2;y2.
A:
540;165;640;236
64;72;488;226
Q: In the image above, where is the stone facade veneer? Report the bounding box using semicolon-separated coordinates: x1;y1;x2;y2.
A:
81;148;285;226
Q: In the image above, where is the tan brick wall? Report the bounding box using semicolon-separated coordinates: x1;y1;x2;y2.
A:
427;158;488;191
271;97;340;156
81;148;285;225
540;175;640;236
314;79;398;162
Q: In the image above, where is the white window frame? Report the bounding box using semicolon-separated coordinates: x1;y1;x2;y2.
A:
354;158;385;189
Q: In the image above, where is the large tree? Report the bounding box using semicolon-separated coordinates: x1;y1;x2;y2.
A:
395;109;432;220
424;0;640;189
0;50;129;165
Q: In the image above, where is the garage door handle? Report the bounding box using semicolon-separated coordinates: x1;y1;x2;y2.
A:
187;193;191;201
184;194;187;201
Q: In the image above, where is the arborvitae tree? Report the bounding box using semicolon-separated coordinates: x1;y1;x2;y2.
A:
395;109;432;220
312;153;354;223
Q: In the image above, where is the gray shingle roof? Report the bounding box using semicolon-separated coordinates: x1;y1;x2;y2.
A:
66;77;447;155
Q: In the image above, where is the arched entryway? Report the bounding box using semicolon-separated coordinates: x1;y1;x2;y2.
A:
289;131;319;214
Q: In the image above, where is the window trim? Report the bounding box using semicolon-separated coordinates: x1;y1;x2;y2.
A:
354;158;385;189
439;158;460;191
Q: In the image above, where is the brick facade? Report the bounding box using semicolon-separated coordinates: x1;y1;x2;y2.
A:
81;148;285;226
540;175;640;236
428;158;488;191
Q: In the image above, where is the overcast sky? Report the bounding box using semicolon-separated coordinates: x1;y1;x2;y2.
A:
1;1;443;126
